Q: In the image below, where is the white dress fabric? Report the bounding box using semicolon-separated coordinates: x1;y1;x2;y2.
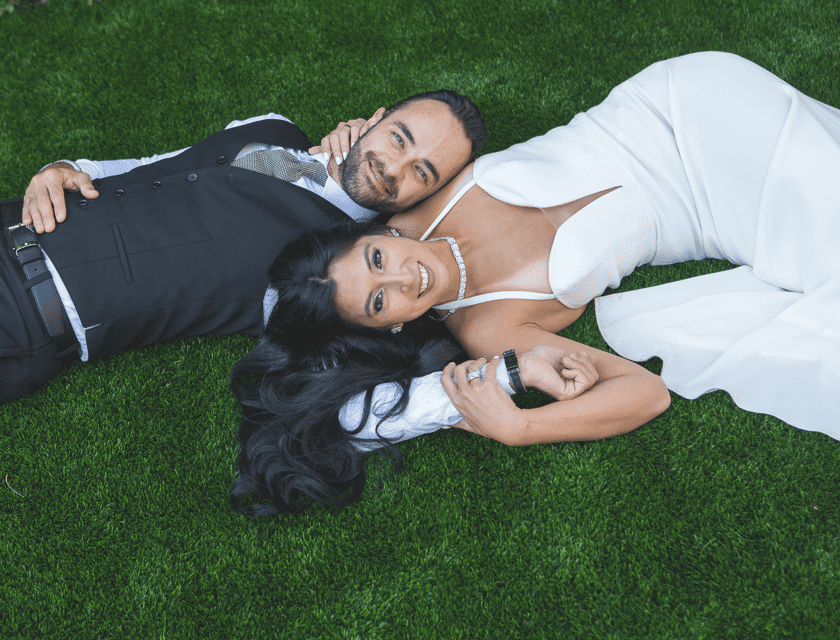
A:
473;51;840;439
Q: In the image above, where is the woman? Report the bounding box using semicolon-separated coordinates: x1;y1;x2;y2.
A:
329;50;840;441
231;51;840;514
230;219;668;515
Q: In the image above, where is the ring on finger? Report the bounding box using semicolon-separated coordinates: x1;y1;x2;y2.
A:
466;369;482;382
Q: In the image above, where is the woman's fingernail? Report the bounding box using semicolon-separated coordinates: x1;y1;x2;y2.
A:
321;152;330;164
343;151;348;160
493;355;500;359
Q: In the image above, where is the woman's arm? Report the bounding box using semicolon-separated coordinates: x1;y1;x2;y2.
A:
338;350;548;449
449;327;670;445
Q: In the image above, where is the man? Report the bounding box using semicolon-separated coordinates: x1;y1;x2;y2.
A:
1;90;485;402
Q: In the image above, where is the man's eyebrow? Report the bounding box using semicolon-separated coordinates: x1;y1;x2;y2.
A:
395;120;438;182
422;159;440;183
364;243;372;318
395;121;415;146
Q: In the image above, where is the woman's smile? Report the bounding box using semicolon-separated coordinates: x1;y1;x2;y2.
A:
418;262;430;297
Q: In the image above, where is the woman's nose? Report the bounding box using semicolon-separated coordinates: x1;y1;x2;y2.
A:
382;265;413;291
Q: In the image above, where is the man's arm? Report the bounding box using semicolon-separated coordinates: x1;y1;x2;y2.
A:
22;113;296;234
340;361;513;451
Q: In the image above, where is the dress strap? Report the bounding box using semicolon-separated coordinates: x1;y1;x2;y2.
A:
419;179;477;241
433;290;556;311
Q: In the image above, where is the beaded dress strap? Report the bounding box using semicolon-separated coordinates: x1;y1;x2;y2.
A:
418;179;477;241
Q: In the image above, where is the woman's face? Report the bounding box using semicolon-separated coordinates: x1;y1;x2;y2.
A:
329;233;455;330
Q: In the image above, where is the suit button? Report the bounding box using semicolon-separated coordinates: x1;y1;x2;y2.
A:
217;156;227;164
188;173;198;182
78;199;88;206
152;181;162;189
115;189;126;197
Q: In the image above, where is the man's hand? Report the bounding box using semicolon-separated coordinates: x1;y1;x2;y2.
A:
441;357;529;446
517;345;600;401
22;162;99;233
308;107;385;179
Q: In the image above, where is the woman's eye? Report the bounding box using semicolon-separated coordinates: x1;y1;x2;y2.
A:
374;291;383;312
373;249;382;271
418;167;427;182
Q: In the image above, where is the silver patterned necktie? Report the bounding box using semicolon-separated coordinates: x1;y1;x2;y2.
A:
231;147;328;187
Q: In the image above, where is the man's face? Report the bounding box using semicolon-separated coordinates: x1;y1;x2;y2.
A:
340;100;472;214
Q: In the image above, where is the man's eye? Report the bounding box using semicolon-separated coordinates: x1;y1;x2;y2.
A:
394;133;403;148
373;249;382;271
374;290;383;312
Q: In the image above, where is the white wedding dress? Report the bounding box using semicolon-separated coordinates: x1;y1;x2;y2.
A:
340;51;840;446
470;51;840;439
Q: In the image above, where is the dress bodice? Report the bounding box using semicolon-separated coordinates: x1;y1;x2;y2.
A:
420;140;668;311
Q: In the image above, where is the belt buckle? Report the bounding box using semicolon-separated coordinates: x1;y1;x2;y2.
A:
6;222;38;256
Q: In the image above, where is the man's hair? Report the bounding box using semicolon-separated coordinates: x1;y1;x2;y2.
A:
384;89;486;161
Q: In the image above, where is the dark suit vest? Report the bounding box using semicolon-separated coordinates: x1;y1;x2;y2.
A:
37;119;349;361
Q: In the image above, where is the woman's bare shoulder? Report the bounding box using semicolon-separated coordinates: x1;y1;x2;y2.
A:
450;299;588;358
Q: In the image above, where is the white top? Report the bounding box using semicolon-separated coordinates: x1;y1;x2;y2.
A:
40;113;376;361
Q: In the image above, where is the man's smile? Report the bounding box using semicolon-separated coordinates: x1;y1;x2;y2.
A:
367;155;393;198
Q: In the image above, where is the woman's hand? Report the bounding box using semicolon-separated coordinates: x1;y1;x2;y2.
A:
440;357;528;446
517;345;599;401
309;118;371;167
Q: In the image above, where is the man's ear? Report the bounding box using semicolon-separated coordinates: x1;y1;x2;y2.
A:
367;106;386;128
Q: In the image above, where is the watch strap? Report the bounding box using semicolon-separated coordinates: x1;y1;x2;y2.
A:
502;349;527;394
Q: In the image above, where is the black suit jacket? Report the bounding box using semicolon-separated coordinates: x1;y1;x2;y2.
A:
36;119;349;360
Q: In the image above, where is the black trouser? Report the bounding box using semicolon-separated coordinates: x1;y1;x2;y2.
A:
0;199;63;403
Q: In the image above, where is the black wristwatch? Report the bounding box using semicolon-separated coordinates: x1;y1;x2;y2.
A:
503;349;527;394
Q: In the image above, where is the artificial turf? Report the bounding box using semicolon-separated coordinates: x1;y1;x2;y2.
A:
1;0;839;637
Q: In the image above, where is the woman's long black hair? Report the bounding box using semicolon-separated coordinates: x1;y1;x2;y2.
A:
229;218;468;516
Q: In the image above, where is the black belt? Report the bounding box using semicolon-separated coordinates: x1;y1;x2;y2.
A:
6;223;80;365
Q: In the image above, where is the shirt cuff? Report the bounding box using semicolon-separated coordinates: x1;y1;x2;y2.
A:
39;159;82;173
468;360;515;395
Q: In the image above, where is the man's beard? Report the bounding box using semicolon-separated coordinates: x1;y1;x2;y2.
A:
340;144;403;215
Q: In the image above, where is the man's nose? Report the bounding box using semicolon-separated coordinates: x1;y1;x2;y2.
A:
380;149;411;181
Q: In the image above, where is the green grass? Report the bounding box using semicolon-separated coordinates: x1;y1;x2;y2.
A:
2;0;840;638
